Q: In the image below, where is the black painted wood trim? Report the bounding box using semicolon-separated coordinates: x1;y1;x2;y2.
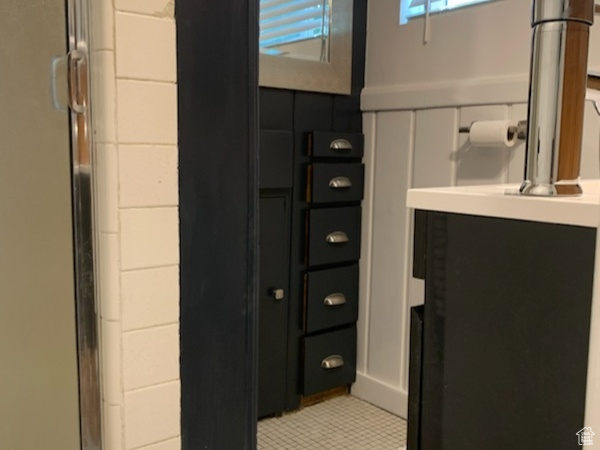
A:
407;305;424;450
412;209;427;280
177;1;258;449
350;0;367;96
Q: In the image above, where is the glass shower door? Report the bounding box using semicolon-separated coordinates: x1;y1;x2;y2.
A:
0;0;99;449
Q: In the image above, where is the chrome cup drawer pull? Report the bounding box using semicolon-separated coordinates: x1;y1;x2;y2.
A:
329;138;353;151
329;176;352;189
324;293;347;306
321;355;345;370
326;231;349;244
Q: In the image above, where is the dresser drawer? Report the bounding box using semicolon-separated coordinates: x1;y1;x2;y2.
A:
305;265;359;333
308;163;364;204
307;207;361;267
308;132;364;159
303;326;357;396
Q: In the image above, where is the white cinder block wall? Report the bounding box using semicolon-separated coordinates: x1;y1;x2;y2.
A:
354;0;600;418
91;1;180;449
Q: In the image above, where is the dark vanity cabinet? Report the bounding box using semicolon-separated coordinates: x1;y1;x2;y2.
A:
255;0;367;418
302;131;364;396
408;210;596;450
258;92;364;416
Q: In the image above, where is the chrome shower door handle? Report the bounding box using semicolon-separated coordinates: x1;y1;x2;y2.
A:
67;50;87;114
326;231;349;244
329;177;352;189
321;355;344;370
50;55;69;112
329;138;352;151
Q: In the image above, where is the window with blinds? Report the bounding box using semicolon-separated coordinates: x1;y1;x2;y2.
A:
400;0;493;24
260;0;330;51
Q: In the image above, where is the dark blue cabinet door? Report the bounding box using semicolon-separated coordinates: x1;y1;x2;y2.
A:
418;212;595;450
258;196;291;417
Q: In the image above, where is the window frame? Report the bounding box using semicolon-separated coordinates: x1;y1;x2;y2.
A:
400;0;495;25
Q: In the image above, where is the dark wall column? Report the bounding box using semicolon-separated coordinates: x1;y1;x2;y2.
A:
176;1;258;449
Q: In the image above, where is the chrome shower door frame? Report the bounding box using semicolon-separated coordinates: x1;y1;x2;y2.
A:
67;0;102;448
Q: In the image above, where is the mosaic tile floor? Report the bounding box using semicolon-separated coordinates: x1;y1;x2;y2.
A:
258;395;407;450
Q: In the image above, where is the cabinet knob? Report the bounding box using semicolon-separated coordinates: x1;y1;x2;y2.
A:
326;231;349;244
270;288;284;301
324;293;347;306
329;138;353;151
329;176;352;189
321;355;344;370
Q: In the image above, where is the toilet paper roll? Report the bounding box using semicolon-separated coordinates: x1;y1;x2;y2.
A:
469;120;518;148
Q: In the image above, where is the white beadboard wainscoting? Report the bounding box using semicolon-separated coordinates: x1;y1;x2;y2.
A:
353;83;600;418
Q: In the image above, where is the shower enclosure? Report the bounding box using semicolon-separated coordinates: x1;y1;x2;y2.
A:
0;0;100;449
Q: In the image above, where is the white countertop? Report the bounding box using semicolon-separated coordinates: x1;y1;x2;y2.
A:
407;180;600;228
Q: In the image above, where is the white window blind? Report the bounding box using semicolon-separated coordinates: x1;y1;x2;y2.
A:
400;0;493;24
260;0;330;50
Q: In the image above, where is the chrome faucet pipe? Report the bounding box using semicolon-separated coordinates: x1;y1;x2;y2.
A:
520;0;594;196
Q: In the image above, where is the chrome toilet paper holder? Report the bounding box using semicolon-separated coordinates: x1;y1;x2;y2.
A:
458;120;528;141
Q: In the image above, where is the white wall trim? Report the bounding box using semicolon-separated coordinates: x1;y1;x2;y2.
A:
351;373;408;419
361;75;529;112
357;113;377;374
